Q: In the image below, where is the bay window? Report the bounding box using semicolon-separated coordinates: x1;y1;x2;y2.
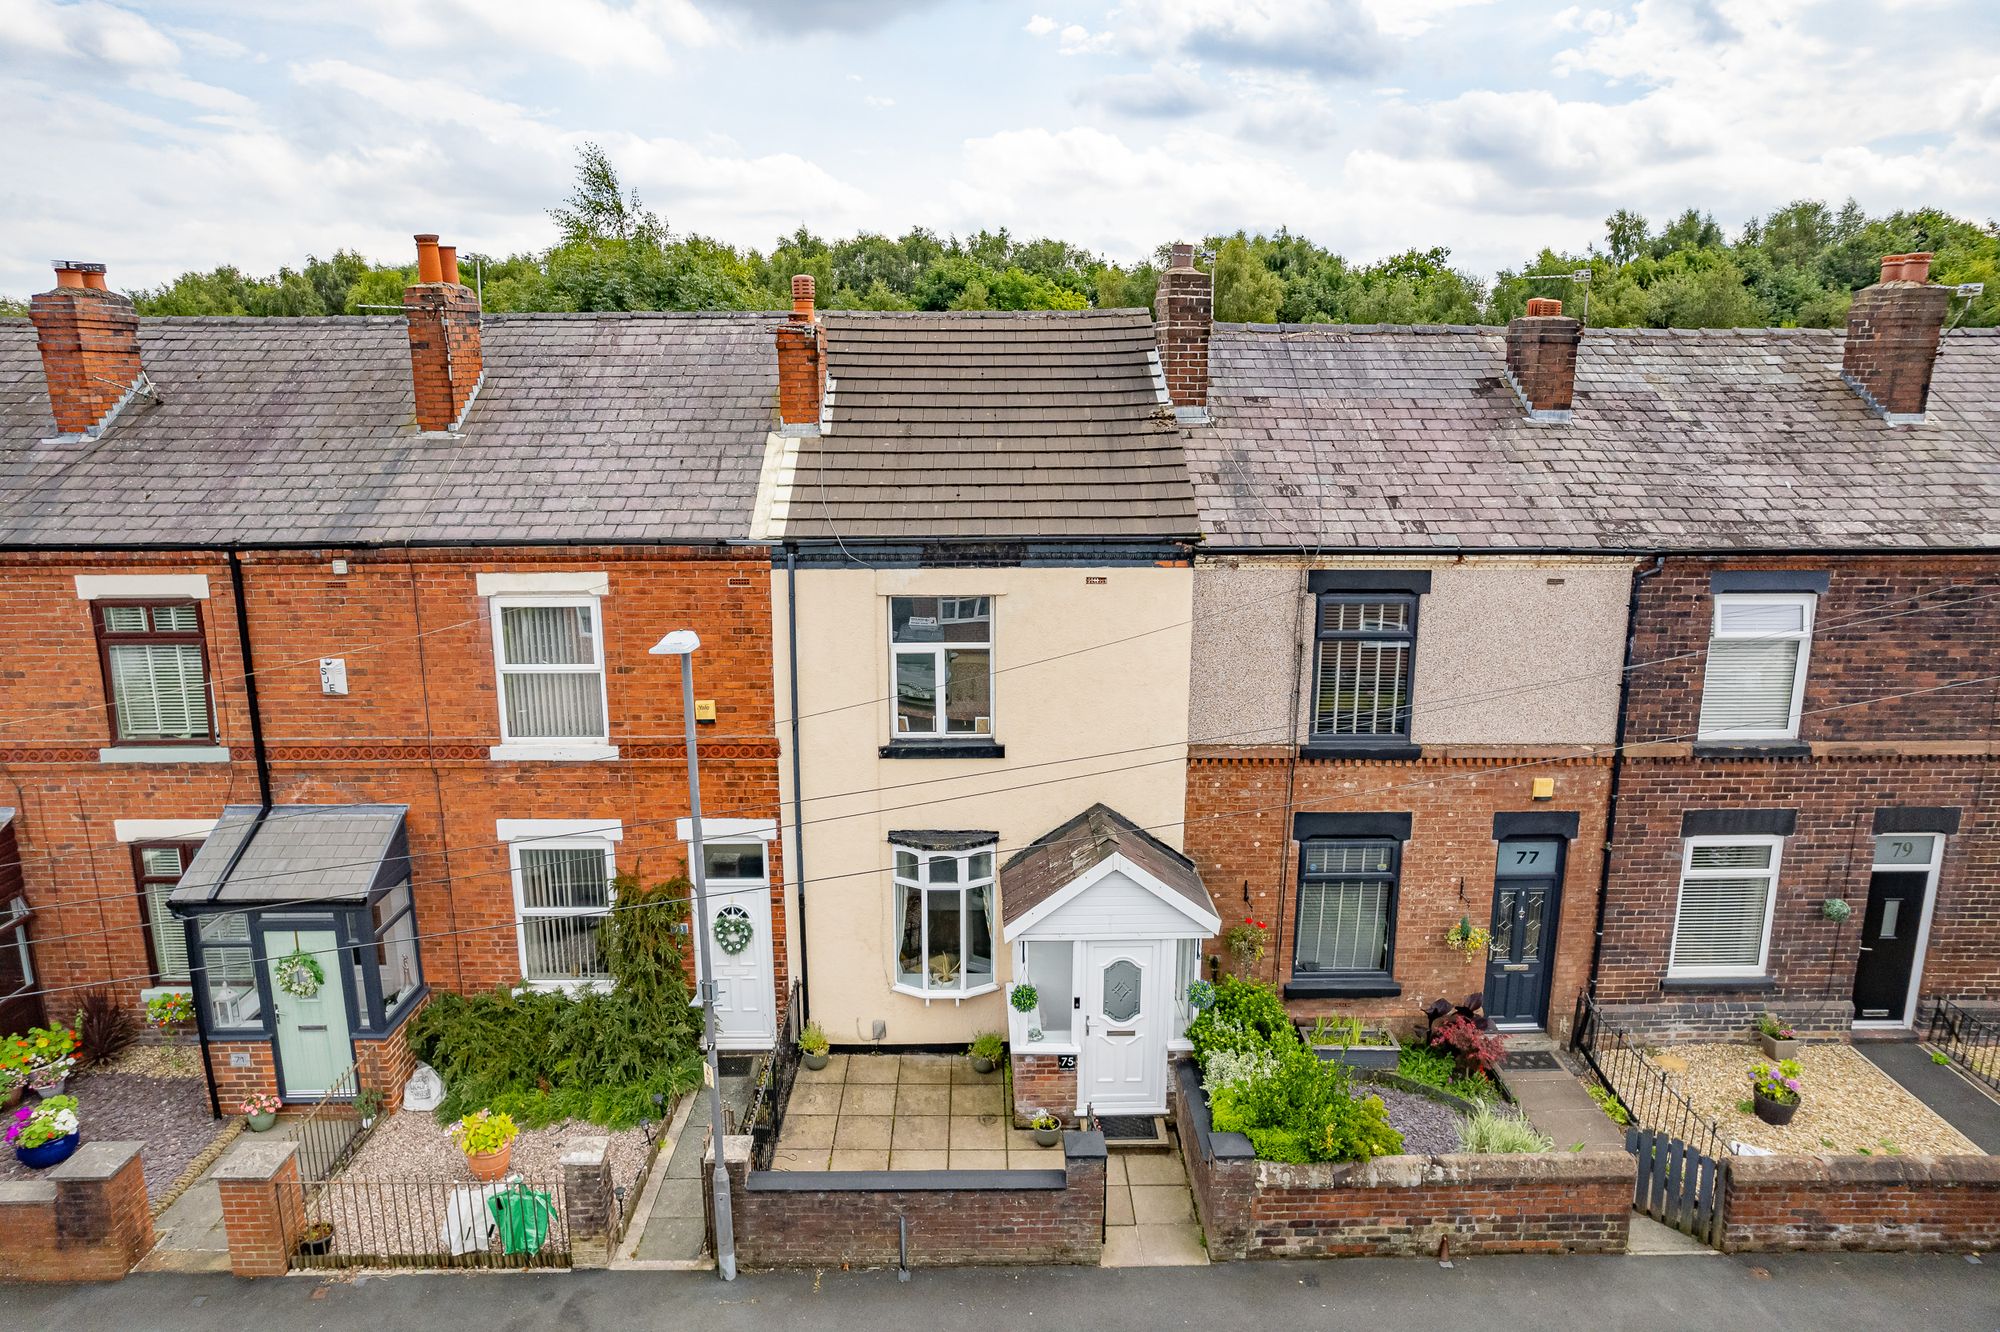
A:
894;840;997;997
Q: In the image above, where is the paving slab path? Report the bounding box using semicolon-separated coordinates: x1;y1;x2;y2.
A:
1503;1043;1628;1153
628;1066;755;1265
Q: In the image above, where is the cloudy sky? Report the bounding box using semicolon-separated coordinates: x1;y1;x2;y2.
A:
3;0;1998;297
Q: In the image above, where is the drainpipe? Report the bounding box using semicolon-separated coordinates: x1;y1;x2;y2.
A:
1586;554;1665;1004
785;545;810;1023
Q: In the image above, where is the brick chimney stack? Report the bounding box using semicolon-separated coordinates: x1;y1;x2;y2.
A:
775;273;825;433
1504;296;1582;421
1155;242;1211;424
30;261;146;439
1842;252;1950;424
403;233;484;433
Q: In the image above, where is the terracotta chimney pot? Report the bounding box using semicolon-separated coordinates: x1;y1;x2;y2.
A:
439;245;460;286
414;233;443;285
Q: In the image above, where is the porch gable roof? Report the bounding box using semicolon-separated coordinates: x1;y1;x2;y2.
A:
999;802;1218;939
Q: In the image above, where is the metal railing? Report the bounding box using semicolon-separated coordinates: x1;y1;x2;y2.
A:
1571;991;1730;1161
744;981;805;1171
290;1063;380;1185
1928;998;2000;1095
291;1174;572;1271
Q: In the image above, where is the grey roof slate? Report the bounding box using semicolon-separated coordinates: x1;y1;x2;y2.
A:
772;310;1199;540
0;313;778;547
1192;323;2000;551
172;804;408;906
999;802;1213;925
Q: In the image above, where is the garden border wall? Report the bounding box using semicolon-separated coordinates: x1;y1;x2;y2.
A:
0;1140;154;1281
1172;1059;1632;1259
706;1130;1107;1268
1721;1153;2000;1252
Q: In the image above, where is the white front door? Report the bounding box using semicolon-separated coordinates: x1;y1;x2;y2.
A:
1082;940;1166;1115
696;873;777;1050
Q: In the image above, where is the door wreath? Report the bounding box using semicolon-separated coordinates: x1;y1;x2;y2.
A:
713;906;754;956
275;944;326;999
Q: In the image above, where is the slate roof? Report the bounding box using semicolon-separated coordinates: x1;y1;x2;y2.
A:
999;802;1213;926
0;313;778;547
1191;323;2000;551
171;804;409;906
766;309;1199;540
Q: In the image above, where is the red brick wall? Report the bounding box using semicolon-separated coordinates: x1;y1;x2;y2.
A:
210;1039;278;1111
215;1143;305;1278
1009;1052;1076;1124
0;545;784;1049
1184;750;1610;1033
708;1133;1105;1268
0;1140;155;1282
353;997;424;1113
1722;1154;2000;1252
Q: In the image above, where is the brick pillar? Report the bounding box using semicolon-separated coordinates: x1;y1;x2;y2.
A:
1154;242;1211;422
1843;253;1951;423
1505;298;1582;419
52;1141;155;1277
30;263;145;438
1060;1129;1108;1265
214;1139;305;1278
775;275;824;430
701;1132;754;1264
562;1136;614;1268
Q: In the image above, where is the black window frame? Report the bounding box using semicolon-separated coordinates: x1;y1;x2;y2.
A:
1290;836;1402;993
1307;591;1418;749
92;599;215;745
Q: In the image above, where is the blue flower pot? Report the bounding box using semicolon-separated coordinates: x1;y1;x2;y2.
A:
15;1131;80;1169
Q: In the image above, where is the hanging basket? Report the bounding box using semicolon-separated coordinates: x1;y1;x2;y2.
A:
714;906;754;956
275;948;325;999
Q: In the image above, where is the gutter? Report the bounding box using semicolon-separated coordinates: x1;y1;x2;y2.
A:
784;545;810;1023
1585;553;1665;1002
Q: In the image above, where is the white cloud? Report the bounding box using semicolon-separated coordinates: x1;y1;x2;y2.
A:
864;94;896;108
1106;0;1389;76
338;0;718;71
1025;14;1058;37
1057;23;1115;55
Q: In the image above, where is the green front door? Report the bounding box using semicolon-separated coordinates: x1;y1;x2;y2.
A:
266;929;352;1098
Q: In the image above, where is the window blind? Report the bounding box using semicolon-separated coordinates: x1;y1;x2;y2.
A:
109;644;208;739
519;847;610;910
498;604;605;740
139;845;190;982
1670;843;1776;971
1295;879;1389;971
1698;640;1802;734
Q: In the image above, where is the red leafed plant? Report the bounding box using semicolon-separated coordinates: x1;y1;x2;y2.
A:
1429;1013;1504;1078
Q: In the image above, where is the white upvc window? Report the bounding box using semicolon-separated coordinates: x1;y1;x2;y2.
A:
893;842;998;998
1697;593;1815;741
510;838;616;987
1667;835;1784;978
890;596;993;739
490;595;610;752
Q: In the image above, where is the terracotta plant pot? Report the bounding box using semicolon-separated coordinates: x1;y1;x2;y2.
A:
1753;1089;1799;1126
246;1111;278;1133
15;1131;80;1170
1759;1033;1799;1060
466;1141;513;1181
803;1051;829;1071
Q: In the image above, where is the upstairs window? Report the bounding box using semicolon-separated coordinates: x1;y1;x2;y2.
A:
894;842;997;997
891;596;993;739
491;598;609;744
1668;837;1782;978
1294;838;1399;979
1310;595;1415;742
512;841;615;986
133;842;197;984
1698;594;1814;741
96;602;211;743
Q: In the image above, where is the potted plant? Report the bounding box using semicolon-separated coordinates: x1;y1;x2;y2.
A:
8;1094;80;1169
968;1031;1005;1074
0;1065;22;1113
450;1109;521;1181
296;1221;335;1257
798;1021;830;1071
1302;1014;1401;1071
1185;978;1216;1014
241;1092;282;1132
1224;919;1270;974
145;992;196;1074
1756;1012;1799;1060
18;1024;79;1095
1750;1059;1802;1126
1444;916;1492;962
353;1088;385;1129
1029;1110;1062;1148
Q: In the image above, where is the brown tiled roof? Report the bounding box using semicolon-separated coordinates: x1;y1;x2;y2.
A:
1191;323;2000;551
999;802;1212;926
769;309;1199;540
0;312;778;546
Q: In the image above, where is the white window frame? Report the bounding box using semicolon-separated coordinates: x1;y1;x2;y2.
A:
889;596;995;739
1697;592;1815;742
508;835;617;991
488;593;616;761
1666;834;1784;980
892;842;1000;1001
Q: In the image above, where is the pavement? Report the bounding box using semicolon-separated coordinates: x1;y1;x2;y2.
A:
1859;1042;2000;1153
7;1252;1997;1330
625;1064;754;1265
1502;1040;1629;1152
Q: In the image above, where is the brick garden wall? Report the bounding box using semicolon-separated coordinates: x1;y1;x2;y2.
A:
1184;751;1610;1033
1009;1052;1077;1125
1721;1154;2000;1252
0;1141;154;1281
707;1131;1107;1268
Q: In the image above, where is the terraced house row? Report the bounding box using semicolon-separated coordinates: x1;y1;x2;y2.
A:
1;241;1996;1123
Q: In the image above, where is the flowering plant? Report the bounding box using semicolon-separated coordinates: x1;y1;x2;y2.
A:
4;1025;79;1089
1751;1059;1803;1105
7;1095;80;1149
145;992;193;1033
449;1109;520;1157
1224;919;1270;971
1756;1012;1797;1040
239;1093;281;1117
1444;916;1493;959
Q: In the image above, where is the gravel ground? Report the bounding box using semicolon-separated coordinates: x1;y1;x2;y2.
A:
0;1065;224;1201
1658;1041;1980;1156
1369;1085;1465;1155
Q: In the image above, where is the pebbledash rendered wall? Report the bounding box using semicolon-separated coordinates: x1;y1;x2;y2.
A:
706;1131;1108;1268
1170;1061;1631;1259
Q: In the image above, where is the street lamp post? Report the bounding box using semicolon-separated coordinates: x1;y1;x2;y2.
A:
649;629;736;1281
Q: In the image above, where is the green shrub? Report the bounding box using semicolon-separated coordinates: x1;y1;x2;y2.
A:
1187;977;1298;1061
408;871;704;1129
1209;1042;1403;1165
1456;1106;1553;1154
1397;1041;1501;1104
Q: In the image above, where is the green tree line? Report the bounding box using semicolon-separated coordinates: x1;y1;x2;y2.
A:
9;146;1996;328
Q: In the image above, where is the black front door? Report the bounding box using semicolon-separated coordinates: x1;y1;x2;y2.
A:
1485;838;1563;1027
1852;870;1931;1023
